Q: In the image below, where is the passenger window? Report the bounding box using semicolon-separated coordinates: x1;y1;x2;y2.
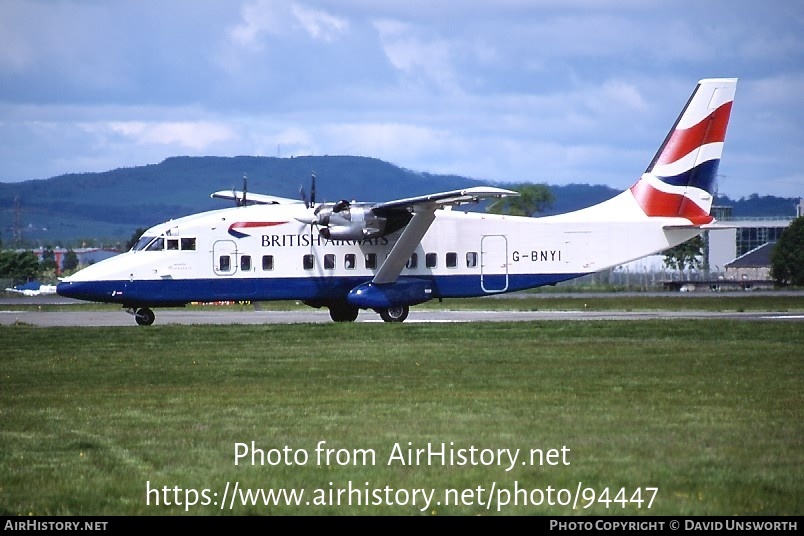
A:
262;255;274;271
167;239;179;250
220;255;230;271
365;253;377;269
324;254;335;270
425;252;437;268
241;255;251;271
406;253;418;269
181;237;196;250
466;252;478;268
446;252;458;268
344;254;356;269
303;254;315;270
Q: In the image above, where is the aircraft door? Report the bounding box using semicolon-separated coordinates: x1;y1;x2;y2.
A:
481;234;509;293
213;240;238;276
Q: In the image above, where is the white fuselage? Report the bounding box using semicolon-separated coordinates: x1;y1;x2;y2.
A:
59;190;700;307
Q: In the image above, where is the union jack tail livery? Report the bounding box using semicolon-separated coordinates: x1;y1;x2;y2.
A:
630;78;737;224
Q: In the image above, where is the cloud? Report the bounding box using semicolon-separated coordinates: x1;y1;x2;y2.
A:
229;0;285;49
373;19;459;91
229;0;348;49
0;0;801;200
321;122;447;160
292;3;349;42
0;13;34;73
105;121;237;151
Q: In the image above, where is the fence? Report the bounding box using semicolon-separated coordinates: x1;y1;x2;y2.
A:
554;268;774;292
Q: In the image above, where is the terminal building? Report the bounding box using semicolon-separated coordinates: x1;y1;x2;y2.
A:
704;204;797;274
600;198;802;290
30;246;120;275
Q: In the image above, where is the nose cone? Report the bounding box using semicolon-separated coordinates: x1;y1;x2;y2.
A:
56;281;74;298
56;280;117;303
57;280;91;301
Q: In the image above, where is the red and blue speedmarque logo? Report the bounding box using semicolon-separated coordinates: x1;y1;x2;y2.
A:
228;222;287;238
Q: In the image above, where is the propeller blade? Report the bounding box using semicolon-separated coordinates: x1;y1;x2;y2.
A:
241;174;248;206
294;207;318;225
310;172;316;206
299;185;309;208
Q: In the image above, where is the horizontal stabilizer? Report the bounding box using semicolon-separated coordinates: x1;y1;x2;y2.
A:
663;222;738;230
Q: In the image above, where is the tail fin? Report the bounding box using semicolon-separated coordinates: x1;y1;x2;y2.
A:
630;78;737;224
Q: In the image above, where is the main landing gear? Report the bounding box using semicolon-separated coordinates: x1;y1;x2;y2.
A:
328;304;360;323
326;304;410;323
378;304;409;323
127;307;155;326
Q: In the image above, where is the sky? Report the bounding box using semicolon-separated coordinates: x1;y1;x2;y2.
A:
1;0;802;200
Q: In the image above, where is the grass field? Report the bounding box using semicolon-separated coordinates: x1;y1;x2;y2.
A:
1;301;802;516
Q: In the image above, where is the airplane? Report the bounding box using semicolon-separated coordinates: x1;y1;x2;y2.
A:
5;282;58;296
57;78;737;325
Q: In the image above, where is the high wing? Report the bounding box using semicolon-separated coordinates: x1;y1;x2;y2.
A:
210;190;304;205
369;187;518;284
370;186;518;213
212;184;518;285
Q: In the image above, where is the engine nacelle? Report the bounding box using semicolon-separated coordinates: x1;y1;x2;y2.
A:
347;279;434;308
315;202;387;240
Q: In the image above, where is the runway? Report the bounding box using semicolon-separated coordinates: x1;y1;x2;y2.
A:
2;291;803;326
1;307;802;327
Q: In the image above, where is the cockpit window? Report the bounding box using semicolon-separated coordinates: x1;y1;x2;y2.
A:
132;234;196;252
145;237;165;251
132;236;156;251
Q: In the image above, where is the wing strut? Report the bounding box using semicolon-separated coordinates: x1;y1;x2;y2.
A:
370;186;519;285
372;210;436;285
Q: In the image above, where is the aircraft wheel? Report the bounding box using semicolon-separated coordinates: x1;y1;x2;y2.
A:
329;304;359;322
135;307;155;326
380;305;409;323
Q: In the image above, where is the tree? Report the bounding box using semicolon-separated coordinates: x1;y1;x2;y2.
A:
486;183;554;217
0;250;42;284
125;227;149;251
663;235;704;276
62;249;79;272
40;248;58;272
770;216;804;286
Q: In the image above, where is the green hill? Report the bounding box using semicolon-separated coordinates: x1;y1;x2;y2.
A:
0;155;798;247
0;155;481;246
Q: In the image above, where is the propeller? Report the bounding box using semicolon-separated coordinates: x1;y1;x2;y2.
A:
297;172;318;249
233;173;248;207
299;172;316;209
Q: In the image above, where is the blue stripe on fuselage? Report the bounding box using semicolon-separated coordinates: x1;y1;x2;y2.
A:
57;273;586;307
